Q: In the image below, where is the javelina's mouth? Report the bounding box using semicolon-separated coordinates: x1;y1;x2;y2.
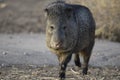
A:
50;41;63;50
52;44;62;50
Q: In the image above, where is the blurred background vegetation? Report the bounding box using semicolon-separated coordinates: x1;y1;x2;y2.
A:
0;0;120;42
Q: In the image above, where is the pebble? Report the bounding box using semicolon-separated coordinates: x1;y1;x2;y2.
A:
0;3;7;8
9;36;13;39
29;65;37;68
2;51;8;55
1;63;5;67
0;64;5;68
24;52;30;56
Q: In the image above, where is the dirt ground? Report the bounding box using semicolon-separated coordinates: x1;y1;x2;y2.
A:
0;65;120;80
0;34;120;80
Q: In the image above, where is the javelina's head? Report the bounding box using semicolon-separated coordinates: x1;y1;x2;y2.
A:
44;1;78;53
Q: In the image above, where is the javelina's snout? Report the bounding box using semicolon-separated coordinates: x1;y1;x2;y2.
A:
52;41;62;49
50;27;65;50
50;33;64;50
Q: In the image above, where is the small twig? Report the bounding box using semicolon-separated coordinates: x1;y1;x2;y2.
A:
70;68;79;74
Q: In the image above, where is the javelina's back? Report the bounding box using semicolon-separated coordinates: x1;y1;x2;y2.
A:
71;5;95;52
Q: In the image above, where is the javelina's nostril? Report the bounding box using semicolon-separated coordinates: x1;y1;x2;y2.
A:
55;41;62;48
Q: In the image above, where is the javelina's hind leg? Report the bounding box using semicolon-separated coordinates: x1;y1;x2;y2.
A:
57;53;72;80
81;42;94;75
82;51;91;75
74;53;81;67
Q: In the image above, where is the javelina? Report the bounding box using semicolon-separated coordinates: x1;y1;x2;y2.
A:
44;1;95;79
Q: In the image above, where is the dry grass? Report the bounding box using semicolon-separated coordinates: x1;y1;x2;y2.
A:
95;26;120;42
0;0;120;42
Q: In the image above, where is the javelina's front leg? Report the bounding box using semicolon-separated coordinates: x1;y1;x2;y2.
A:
74;53;81;67
57;53;72;80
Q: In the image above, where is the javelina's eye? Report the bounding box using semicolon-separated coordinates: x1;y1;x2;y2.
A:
50;26;54;30
63;26;67;30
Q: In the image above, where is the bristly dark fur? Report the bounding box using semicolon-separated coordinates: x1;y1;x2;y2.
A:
45;1;66;17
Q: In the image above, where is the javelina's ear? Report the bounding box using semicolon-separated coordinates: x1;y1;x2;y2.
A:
65;6;73;18
44;8;49;17
44;8;48;12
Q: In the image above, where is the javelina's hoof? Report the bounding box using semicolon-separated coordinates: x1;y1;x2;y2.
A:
59;78;65;80
75;62;81;67
82;68;88;75
59;72;65;80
